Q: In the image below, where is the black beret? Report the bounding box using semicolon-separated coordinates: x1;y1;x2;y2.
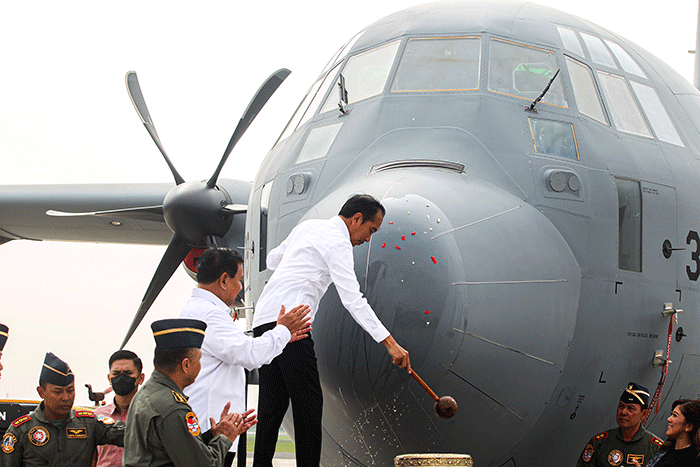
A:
620;382;651;409
151;319;206;349
40;352;74;386
0;323;7;351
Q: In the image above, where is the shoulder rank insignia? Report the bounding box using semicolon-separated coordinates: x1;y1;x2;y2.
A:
96;414;116;425
28;426;49;446
11;415;31;427
185;412;201;436
66;427;87;439
2;433;17;454
594;431;608;442
172;390;189;405
652;436;663;447
75;410;95;418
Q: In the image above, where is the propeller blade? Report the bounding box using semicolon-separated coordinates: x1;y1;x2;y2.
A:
47;205;164;223
207;68;291;188
126;71;186;185
120;235;191;348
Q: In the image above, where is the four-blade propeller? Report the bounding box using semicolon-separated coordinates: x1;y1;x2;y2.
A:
117;69;290;348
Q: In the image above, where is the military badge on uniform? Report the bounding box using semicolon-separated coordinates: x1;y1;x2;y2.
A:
185;412;201;436
75;410;95;418
96;414;116;425
582;444;594;462
627;454;644;465
67;427;87;439
11;415;30;427
2;433;16;453
607;449;623;466
172;390;188;405
28;426;50;446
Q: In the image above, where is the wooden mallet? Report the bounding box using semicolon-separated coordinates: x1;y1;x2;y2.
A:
409;370;458;419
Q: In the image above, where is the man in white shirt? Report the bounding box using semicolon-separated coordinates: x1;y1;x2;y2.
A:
180;247;311;467
251;194;411;467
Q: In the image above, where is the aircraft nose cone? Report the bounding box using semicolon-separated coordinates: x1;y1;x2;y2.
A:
312;168;580;464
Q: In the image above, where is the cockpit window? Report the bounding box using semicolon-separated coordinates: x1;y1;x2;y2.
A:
597;71;652;137
320;31;365;76
580;33;617;69
630;81;684;146
324;40;400;109
276;78;324;144
295;122;343;164
488;39;568;108
299;62;341;124
528;118;579;160
605;40;646;78
391;37;481;92
557;26;584;57
565;56;607;123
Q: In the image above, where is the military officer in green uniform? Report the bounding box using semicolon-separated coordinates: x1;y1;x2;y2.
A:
0;352;124;467
123;318;256;467
576;382;663;467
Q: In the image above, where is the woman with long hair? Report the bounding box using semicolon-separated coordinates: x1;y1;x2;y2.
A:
642;399;700;466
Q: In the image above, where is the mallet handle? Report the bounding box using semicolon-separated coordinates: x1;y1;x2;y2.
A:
409;370;439;401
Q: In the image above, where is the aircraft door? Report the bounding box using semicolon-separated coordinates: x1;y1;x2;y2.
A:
639;181;678;287
245;180;273;308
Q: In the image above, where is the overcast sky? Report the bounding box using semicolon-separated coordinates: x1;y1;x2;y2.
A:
0;0;698;405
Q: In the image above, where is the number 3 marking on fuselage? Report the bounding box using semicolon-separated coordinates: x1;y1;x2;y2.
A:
686;230;700;281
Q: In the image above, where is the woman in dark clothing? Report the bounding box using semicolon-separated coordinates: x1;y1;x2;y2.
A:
639;399;700;467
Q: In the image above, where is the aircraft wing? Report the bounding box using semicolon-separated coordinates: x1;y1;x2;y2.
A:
0;179;251;246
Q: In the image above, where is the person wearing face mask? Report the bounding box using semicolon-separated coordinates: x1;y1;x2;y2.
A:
91;350;145;467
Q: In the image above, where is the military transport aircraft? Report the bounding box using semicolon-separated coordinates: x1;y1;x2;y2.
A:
2;1;700;466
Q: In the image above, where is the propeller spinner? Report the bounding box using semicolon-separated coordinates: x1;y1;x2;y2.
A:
118;68;291;348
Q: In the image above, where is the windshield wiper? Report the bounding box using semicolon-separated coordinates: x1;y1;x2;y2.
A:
338;73;349;114
526;69;560;112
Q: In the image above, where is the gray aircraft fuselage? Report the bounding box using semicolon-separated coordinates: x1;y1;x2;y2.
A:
245;2;700;466
2;1;700;466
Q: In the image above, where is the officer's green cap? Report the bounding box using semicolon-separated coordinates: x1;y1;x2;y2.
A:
620;382;650;409
0;323;7;351
151;318;206;349
40;352;74;386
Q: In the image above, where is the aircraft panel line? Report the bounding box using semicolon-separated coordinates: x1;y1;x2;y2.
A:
452;328;554;365
430;205;521;239
439;363;524;420
451;279;568;285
